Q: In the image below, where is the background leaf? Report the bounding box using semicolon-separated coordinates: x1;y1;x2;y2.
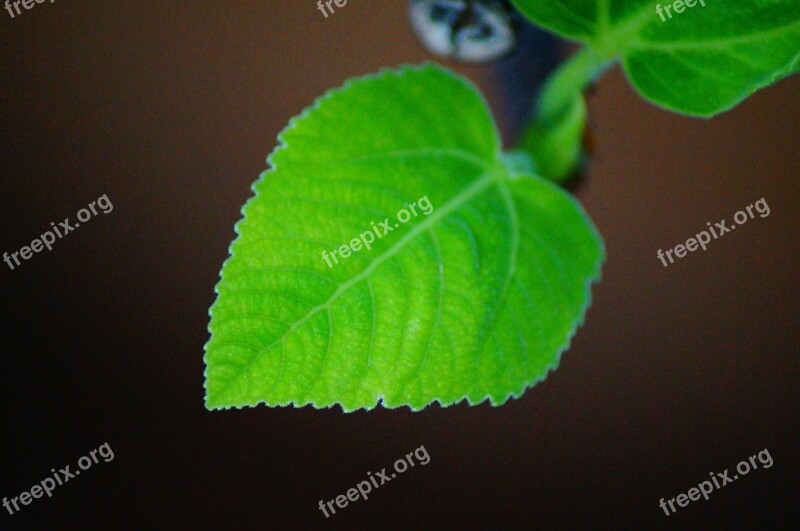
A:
510;0;800;116
204;65;604;411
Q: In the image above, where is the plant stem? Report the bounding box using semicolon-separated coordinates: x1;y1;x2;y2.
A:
515;47;614;183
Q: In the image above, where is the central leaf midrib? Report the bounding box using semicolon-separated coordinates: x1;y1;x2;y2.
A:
628;19;800;51
594;5;800;58
589;2;661;55
218;153;500;397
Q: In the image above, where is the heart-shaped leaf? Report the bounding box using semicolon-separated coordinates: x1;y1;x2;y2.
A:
510;0;800;116
204;65;604;411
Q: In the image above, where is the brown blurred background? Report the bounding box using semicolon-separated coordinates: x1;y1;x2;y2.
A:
1;1;798;529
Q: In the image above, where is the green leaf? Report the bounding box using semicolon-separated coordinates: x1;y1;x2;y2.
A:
204;65;604;412
510;0;800;116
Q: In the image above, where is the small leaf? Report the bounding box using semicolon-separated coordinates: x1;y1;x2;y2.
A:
510;0;800;116
204;65;604;411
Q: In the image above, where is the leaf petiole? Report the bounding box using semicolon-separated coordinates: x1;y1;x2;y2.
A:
515;46;613;183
